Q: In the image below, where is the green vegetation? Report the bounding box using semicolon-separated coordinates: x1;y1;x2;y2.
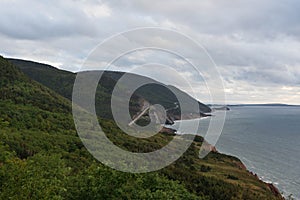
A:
0;56;283;199
9;58;211;122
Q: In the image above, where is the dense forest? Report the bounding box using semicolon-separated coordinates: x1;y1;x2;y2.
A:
9;58;211;123
0;56;283;199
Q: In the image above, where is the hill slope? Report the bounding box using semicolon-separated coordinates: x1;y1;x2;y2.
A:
0;57;70;113
8;58;211;125
0;56;283;199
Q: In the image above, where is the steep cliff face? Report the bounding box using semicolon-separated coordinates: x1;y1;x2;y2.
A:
267;183;284;199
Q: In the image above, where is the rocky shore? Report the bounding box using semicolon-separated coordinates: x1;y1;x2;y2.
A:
160;126;285;199
248;171;284;199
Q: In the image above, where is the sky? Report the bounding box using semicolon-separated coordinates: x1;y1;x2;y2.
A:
1;0;300;104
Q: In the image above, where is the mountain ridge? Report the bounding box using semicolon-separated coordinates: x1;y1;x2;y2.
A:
8;58;211;125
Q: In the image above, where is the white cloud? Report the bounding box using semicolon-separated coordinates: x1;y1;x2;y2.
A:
83;3;112;18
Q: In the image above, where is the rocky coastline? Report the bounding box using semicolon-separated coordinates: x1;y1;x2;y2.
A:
160;125;285;199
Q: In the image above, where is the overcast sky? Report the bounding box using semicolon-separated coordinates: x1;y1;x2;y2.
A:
1;0;300;104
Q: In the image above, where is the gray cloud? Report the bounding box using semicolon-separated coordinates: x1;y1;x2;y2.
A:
0;1;102;39
0;0;300;104
106;0;300;39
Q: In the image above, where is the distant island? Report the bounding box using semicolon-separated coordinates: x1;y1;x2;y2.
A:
228;103;300;107
211;106;230;111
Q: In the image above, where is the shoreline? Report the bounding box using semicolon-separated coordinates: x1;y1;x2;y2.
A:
160;125;285;199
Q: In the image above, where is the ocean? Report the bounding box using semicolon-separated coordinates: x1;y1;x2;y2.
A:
169;106;300;199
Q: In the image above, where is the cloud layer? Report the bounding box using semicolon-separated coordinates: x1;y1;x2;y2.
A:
1;0;300;104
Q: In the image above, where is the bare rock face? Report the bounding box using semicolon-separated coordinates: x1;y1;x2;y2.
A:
248;170;284;199
159;127;177;135
267;183;285;199
235;161;247;170
200;140;218;153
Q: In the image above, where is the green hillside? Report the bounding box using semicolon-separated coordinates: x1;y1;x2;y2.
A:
0;56;283;199
0;58;70;113
8;58;211;124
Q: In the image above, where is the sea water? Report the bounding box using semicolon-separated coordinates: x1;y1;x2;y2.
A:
170;106;300;199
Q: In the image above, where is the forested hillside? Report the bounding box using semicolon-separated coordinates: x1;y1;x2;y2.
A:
9;58;211;124
0;56;283;199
